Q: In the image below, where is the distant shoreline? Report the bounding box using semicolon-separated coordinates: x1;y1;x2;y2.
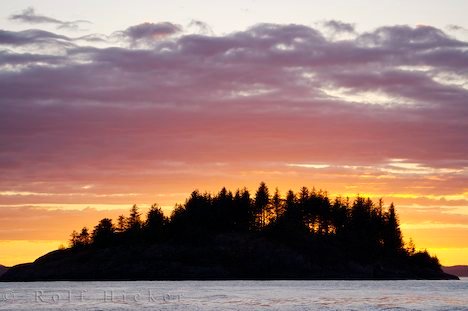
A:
442;265;468;278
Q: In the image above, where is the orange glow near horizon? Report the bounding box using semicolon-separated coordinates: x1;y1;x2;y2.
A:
0;240;66;267
1;178;467;267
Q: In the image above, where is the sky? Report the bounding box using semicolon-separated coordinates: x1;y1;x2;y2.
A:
0;1;467;266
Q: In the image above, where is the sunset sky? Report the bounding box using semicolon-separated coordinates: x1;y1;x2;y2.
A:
0;1;467;267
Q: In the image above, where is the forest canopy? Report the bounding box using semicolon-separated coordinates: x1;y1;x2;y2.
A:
69;183;439;270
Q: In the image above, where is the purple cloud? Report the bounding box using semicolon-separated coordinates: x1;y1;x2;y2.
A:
9;7;91;31
0;29;70;46
116;22;182;45
0;22;467;200
322;20;355;34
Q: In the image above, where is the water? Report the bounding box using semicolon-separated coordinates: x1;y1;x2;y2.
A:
1;279;467;310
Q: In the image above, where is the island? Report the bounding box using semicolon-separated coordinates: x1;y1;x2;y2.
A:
1;183;458;281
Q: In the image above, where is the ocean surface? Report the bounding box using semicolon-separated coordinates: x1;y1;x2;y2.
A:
1;279;467;310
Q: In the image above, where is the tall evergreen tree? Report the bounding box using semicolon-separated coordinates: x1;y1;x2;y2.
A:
383;203;404;256
116;215;127;233
271;188;283;221
254;182;270;229
126;205;143;237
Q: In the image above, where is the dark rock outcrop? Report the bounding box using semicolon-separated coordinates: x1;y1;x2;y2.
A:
1;234;458;281
0;265;8;278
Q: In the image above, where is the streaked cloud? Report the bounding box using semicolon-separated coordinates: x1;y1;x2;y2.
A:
9;7;91;31
287;163;330;169
0;191;141;198
322;20;356;34
115;22;182;46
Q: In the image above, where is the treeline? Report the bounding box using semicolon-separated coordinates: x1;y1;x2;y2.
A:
70;183;439;267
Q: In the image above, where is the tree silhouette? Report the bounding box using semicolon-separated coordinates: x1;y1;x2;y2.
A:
383;203;404;256
254;182;270;230
271;188;284;221
233;188;251;232
283;189;301;225
116;215;127;233
92;218;115;247
70;227;91;248
65;182;441;278
212;187;234;232
145;204;167;240
330;197;348;236
127;204;142;231
298;187;310;231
